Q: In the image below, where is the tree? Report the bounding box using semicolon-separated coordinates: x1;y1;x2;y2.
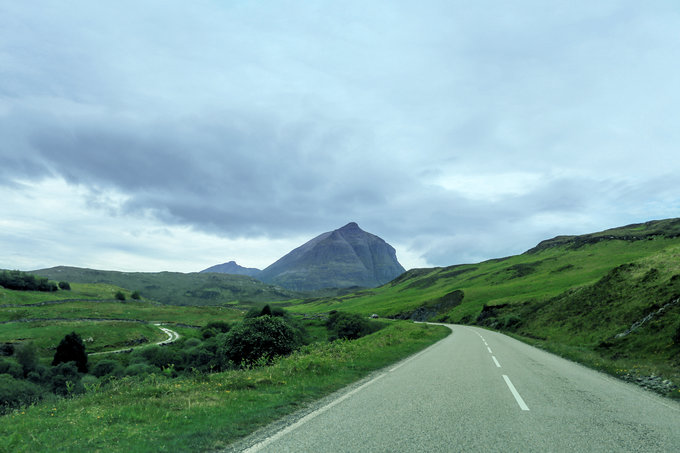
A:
14;342;39;377
52;332;88;373
58;281;71;290
219;316;302;365
115;291;126;301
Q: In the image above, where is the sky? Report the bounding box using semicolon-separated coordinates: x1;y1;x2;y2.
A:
1;1;680;273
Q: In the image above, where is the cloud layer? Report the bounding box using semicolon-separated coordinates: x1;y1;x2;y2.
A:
2;1;679;271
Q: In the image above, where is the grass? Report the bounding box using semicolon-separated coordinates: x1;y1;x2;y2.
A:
0;283;245;359
0;321;449;452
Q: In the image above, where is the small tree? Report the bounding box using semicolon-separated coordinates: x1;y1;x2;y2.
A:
52;332;88;373
115;291;126;301
58;281;71;290
219;316;301;365
14;342;39;377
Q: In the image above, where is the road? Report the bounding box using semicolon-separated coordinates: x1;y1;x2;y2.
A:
90;323;180;356
236;324;680;452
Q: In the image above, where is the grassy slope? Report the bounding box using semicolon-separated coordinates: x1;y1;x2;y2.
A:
280;219;680;396
32;266;301;306
0;283;243;359
1;322;449;453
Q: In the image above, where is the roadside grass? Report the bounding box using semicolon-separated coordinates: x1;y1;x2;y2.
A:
0;321;450;452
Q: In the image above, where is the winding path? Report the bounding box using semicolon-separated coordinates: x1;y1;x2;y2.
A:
89;323;181;356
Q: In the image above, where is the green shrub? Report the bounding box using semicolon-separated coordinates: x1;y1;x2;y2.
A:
326;311;378;341
58;281;71;290
115;291;126;301
219;315;302;365
0;374;45;413
124;363;157;376
15;342;39;377
91;359;123;378
131;346;174;370
201;321;232;339
131;291;141;300
0;358;22;379
50;362;84;396
52;332;88;373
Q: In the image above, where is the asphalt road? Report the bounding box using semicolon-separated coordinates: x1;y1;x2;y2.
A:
237;324;680;452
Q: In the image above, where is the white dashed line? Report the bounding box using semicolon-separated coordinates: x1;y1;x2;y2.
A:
492;356;501;368
503;375;530;411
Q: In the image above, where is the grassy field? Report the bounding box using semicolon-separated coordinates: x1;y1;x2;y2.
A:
0;321;449;452
0;283;244;359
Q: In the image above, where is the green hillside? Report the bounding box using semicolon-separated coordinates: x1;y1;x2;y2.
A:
33;266;301;306
281;218;680;395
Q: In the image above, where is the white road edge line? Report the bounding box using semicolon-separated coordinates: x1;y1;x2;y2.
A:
492;356;501;368
244;332;447;452
503;375;530;411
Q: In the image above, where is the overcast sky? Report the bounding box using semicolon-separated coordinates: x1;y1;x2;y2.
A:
2;1;679;273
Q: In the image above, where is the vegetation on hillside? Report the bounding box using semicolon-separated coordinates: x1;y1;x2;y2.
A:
32;266;302;306
0;270;61;293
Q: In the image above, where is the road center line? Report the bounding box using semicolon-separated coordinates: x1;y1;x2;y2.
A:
503;375;530;411
492;356;501;368
487;346;493;354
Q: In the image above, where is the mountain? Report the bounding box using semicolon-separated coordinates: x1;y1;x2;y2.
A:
200;261;261;277
257;222;406;291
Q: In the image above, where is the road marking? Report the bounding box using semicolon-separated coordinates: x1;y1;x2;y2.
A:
492;356;501;368
503;375;530;411
487;346;493;354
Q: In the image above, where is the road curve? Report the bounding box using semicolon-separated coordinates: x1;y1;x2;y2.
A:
233;324;680;452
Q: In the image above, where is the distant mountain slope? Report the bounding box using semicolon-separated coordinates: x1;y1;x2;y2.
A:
33;266;300;306
257;222;406;291
200;261;261;277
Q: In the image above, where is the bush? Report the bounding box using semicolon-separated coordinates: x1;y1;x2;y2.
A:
50;362;84;396
201;321;232;339
219;315;302;365
124;363;157;376
326;311;377;341
0;270;57;292
115;291;126;301
52;332;88;373
131;291;141;300
0;358;22;379
58;281;71;290
131;346;175;370
91;359;123;378
0;374;45;413
15;342;39;377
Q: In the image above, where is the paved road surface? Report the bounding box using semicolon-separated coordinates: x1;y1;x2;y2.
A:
237;324;680;452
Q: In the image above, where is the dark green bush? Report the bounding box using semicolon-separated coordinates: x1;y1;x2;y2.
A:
326;311;377;341
91;359;123;378
115;291;126;301
201;321;232;339
219;315;302;365
58;281;71;290
124;363;157;376
52;332;88;373
15;342;39;377
131;346;175;370
0;358;22;379
0;270;57;292
0;374;45;413
131;291;141;300
50;362;84;396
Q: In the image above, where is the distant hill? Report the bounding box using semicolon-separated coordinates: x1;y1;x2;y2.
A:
257;222;406;291
32;266;300;306
200;261;261;277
